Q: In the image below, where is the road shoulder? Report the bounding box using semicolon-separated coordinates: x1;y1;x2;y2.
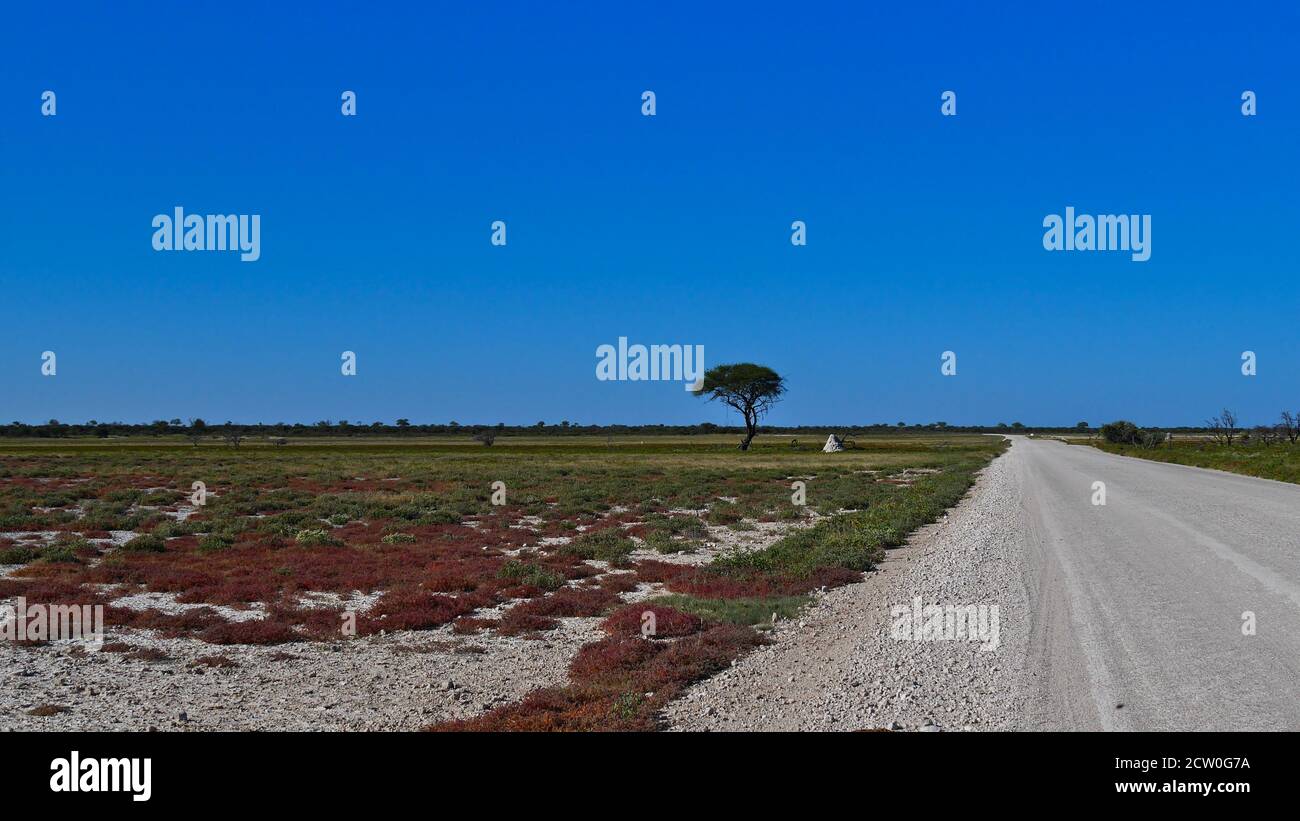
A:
664;446;1034;731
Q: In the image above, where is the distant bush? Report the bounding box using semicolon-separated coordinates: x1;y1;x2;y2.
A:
1135;430;1167;449
1100;420;1165;449
1100;420;1140;444
380;532;416;545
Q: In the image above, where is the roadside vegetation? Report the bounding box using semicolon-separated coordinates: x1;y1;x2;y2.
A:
1083;409;1300;484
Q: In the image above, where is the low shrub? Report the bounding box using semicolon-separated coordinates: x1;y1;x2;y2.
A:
199;619;298;645
37;544;81;564
705;502;743;526
497;560;564;591
197;534;234;553
121;534;166;553
561;529;637;562
1099;420;1165;448
294;529;340;547
602;603;703;638
0;545;38;564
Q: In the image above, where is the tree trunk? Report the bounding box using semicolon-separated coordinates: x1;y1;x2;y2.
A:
738;412;757;451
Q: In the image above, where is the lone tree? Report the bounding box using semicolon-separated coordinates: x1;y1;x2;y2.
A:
693;363;786;451
1206;408;1238;446
1280;410;1299;445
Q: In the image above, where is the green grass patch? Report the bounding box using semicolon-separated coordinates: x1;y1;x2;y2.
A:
197;533;234;553
497;560;565;591
714;461;985;578
0;545;38;564
560;529;637;562
294;528;341;547
1090;440;1300;485
121;534;167;553
656;593;809;627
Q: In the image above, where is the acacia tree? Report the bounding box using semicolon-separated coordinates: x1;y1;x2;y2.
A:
693;363;786;451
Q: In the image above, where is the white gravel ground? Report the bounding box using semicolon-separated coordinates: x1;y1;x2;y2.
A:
1;618;603;731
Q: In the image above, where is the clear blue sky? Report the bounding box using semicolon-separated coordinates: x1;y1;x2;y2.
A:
2;2;1297;428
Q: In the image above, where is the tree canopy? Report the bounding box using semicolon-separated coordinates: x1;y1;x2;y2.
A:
692;363;786;451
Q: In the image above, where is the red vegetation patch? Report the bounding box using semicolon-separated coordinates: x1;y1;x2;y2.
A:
199;619;298;645
451;616;498;634
268;603;351;639
2;577;100;603
597;573;640;593
497;612;558;636
568;633;661;682
124;646;171;662
104;605;222;635
602;604;702;639
28;704;71;717
496;586;620;636
634;560;860;599
357;588;485;635
433;624;764;731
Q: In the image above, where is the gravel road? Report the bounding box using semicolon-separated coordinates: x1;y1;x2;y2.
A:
667;436;1300;731
1016;436;1300;730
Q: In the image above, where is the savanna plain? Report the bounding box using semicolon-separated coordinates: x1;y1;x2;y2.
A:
0;433;1002;731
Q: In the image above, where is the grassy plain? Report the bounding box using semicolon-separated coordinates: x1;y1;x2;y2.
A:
1074;437;1300;485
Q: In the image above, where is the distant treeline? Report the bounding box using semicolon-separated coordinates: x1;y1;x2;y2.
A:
0;418;1220;439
